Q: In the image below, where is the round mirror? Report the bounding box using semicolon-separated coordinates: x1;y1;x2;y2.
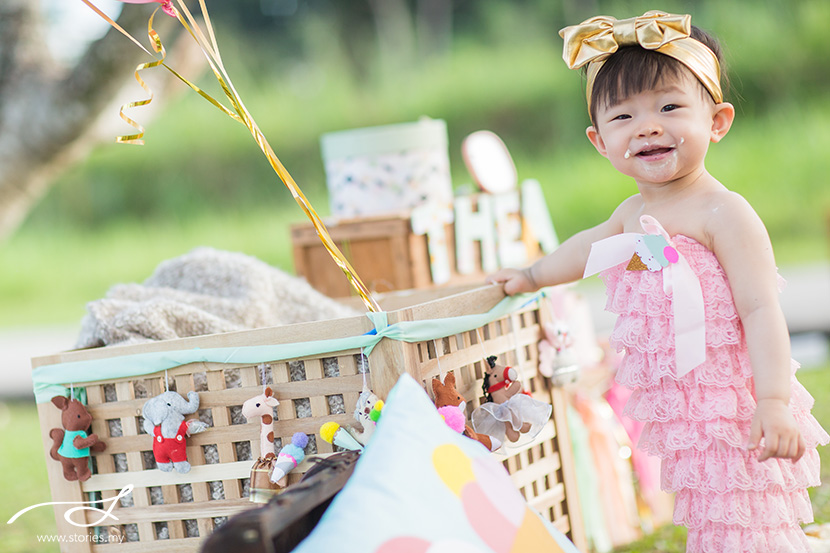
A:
461;130;518;194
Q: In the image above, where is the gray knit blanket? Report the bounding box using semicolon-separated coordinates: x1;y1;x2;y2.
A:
76;247;360;348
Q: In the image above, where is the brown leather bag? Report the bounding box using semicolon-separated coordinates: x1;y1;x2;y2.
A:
202;451;360;553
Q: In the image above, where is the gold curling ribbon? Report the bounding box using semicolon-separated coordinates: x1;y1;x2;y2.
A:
84;0;381;312
81;0;244;127
116;9;164;145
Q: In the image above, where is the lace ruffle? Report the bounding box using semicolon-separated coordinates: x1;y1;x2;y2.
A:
661;448;822;493
623;376;820;424
674;487;814;528
686;521;811;553
624;380;756;423
638;412;829;458
615;346;755;389
609;311;742;353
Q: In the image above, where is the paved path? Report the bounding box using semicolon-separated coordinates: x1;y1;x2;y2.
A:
2;262;828;399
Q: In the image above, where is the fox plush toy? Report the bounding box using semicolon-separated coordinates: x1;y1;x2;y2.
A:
431;373;501;452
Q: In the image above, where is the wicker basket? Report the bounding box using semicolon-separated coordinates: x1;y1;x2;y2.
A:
32;285;585;552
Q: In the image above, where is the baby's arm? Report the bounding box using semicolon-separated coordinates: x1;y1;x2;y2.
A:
488;197;632;294
708;193;805;462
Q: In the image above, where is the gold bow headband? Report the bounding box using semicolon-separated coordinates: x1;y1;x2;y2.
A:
559;11;723;110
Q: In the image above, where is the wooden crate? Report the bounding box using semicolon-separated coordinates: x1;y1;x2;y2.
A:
291;212;456;297
290;189;552;298
32;286;585;552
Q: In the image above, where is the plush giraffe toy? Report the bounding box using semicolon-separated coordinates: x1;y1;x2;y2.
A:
242;386;279;459
242;386;280;502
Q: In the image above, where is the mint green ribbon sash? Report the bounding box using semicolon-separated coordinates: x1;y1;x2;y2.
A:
33;292;541;403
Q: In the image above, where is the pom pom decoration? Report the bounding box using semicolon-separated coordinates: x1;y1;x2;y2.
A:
83;0;381;313
431;373;501;452
270;432;310;486
369;400;384;423
348;388;382;446
320;422;364;452
437;405;466;433
48;395;107;481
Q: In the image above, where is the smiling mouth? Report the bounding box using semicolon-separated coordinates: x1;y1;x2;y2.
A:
636;146;674;157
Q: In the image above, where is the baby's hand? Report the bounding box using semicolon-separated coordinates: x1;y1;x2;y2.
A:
748;398;805;462
486;268;537;296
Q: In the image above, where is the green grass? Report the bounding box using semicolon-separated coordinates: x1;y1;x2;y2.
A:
0;402;58;553
0;205;319;327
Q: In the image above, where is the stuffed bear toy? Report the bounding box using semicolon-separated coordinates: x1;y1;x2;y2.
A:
49;395;107;482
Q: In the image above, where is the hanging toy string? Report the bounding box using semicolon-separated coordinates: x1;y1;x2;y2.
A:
474;327;490;364
360;347;369;391
69;382;74;401
259;364;267;394
81;0;381;313
508;314;525;376
164;369;169;392
433;339;444;382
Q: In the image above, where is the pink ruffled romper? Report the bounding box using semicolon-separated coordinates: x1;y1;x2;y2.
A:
600;233;829;552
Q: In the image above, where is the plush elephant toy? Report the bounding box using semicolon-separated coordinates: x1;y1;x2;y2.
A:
142;390;209;473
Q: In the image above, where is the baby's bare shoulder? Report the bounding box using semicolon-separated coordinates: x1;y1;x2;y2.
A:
611;194;644;226
706;190;763;229
704;190;770;250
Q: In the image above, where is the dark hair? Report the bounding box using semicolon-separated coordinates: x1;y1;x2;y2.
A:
588;26;727;124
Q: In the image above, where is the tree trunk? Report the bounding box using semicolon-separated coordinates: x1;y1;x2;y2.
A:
365;0;415;78
0;1;179;241
416;0;453;60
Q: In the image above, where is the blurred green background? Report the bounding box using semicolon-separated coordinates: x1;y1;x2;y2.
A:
2;0;830;327
2;1;830;552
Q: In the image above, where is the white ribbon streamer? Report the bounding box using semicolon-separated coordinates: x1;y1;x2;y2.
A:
584;215;705;377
